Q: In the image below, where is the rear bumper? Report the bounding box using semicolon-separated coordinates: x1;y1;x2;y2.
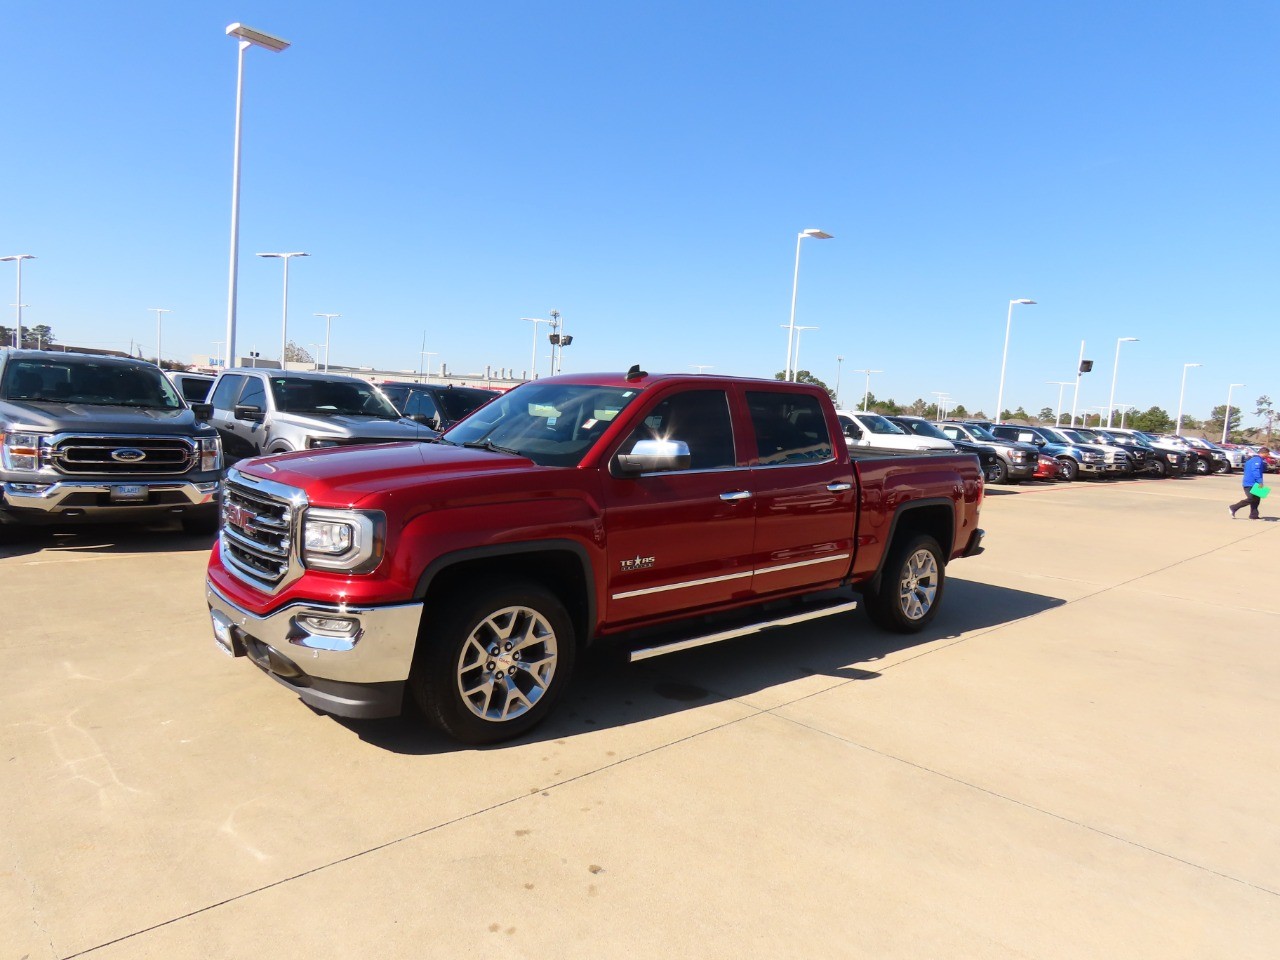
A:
205;579;422;719
961;528;985;558
1;478;220;522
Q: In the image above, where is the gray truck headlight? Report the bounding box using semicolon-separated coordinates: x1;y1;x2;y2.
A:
198;436;221;472
301;508;385;573
1083;453;1103;463
2;432;47;471
307;437;343;449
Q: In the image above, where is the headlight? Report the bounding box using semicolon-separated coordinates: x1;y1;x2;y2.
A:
1083;452;1103;462
1166;453;1178;462
2;432;47;471
301;508;385;573
307;437;344;449
197;436;221;472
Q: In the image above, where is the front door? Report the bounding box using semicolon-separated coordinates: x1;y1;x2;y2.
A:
602;387;755;627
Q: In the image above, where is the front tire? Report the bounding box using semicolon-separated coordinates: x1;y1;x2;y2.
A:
1058;457;1079;482
989;459;1009;485
410;580;576;745
864;534;946;634
1194;457;1210;476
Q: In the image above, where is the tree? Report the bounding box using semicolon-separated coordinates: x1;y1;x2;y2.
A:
907;397;927;416
1000;409;1014;422
284;340;313;363
773;370;834;400
1;323;56;349
1038;406;1055;424
950;404;968;419
1129;406;1173;433
1257;395;1275;444
1205;404;1242;440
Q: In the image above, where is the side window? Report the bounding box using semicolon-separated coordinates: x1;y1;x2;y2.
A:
381;386;408;410
941;426;961;441
238;378;266;411
839;415;862;440
617;389;735;470
179;378;211;402
747;391;833;465
209;375;245;410
405;391;440;422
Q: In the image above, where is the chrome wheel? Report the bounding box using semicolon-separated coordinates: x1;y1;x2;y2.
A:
898;549;939;621
456;605;559;722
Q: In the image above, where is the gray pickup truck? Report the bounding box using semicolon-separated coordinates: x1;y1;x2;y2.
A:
206;368;432;464
0;349;222;534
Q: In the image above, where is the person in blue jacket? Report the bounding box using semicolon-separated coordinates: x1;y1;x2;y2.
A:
1230;447;1270;519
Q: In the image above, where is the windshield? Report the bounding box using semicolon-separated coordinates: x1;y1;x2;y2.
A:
964;423;998;441
269;377;403;419
436;387;498;421
442;382;642;466
896;418;949;441
1039;427;1071;444
0;358;184;409
1062;429;1095;444
860;414;907;435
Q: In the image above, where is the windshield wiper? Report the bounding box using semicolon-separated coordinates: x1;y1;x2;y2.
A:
463;439;522;457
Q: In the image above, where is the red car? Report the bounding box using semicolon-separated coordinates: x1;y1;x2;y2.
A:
1034;453;1068;481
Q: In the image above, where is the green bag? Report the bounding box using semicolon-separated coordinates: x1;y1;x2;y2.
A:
1251;483;1270;498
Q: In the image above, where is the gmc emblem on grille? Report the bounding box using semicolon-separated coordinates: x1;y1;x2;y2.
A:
224;502;252;530
110;447;147;463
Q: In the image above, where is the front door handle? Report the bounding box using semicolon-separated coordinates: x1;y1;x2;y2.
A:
826;481;852;492
719;490;752;501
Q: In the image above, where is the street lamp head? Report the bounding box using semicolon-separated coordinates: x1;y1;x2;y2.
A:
1186;362;1202;368
1231;382;1245;388
1120;337;1139;343
1011;298;1035;305
800;229;833;240
0;254;36;263
257;252;309;259
226;23;290;52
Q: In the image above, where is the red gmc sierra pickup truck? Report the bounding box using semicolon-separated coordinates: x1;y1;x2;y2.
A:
206;370;984;743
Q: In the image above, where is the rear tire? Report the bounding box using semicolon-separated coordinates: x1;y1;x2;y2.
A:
410;580;576;745
864;534;945;634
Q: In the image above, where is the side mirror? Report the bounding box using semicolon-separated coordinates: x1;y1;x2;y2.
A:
614;439;691;476
843;424;862;440
190;402;213;421
427;416;442;432
234;404;265;423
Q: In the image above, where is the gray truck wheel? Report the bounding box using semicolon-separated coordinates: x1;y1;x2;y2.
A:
864;534;945;634
989;459;1008;484
410;580;576;745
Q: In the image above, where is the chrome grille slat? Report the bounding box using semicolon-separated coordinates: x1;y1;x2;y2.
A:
48;435;197;477
220;470;304;592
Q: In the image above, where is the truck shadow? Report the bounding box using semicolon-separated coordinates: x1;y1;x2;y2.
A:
0;522;216;559
340;577;1065;755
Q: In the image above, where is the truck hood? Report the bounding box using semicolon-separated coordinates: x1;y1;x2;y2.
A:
852;433;953;452
0;399;208;435
238;440;539;507
278;413;429;440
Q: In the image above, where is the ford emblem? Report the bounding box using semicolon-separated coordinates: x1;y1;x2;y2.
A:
111;448;147;463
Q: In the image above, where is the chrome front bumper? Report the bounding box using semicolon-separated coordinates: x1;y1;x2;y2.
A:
2;478;219;513
205;580;422;686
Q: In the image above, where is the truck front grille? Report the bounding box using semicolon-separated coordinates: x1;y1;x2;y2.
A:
220;471;304;592
48;435;196;476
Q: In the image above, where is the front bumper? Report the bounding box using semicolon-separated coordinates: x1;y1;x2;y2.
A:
2;477;219;518
1007;461;1036;478
205;579;423;719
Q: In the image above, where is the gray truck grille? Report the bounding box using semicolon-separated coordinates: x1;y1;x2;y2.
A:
48;436;196;476
221;474;298;590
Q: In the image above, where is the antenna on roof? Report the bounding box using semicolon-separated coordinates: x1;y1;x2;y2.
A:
626;364;647;382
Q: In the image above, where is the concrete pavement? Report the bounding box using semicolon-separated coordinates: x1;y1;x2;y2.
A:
2;472;1277;958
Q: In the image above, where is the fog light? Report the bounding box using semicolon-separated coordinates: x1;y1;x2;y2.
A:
296;613;359;636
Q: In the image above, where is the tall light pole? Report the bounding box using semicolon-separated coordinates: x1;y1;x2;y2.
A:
834;356;843;408
1106;337;1139;427
1176;362;1202;436
1047;381;1073;426
257;252;308;366
1070;340;1088;427
1223;382;1245;443
308;343;323;369
781;324;817;379
314;313;339;372
853;368;882;412
785;229;833;381
149;308;171;367
995;298;1036;423
549;309;564;375
224;23;291;374
520;317;551;379
1;255;35;349
931;391;951;422
420;351;438;380
212;341;225;367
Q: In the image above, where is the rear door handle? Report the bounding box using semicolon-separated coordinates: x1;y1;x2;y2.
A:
720;490;752;501
826;482;852;492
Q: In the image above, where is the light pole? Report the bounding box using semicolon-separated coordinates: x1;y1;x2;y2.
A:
834;356;843;408
257;252;308;366
308;343;323;370
1223;383;1245;443
781;324;817;379
420;351;438;381
314;313;339;372
1;255;35;349
212;341;225;368
931;391;951;423
785;228;833;381
1114;404;1135;429
1070;340;1089;427
520;317;551;379
853;368;882;412
1176;363;1201;436
149;308;171;367
1047;381;1073;426
224;22;291;376
995;298;1036;424
549;309;564;375
1106;337;1139;427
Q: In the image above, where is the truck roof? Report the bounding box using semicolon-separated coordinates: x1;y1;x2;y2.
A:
536;371;829;392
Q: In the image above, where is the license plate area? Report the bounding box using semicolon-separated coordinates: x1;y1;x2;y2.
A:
211;610;245;657
110;484;148;502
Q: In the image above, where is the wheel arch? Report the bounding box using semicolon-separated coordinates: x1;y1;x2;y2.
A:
864;498;955;595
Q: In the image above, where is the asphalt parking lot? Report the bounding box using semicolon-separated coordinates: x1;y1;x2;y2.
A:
3;472;1278;959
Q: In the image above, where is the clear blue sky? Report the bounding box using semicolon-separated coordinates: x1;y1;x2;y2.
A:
3;2;1276;424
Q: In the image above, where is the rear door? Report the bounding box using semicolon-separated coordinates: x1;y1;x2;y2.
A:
745;389;856;596
601;386;756;626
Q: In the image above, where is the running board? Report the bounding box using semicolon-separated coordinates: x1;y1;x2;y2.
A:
627;598;859;663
